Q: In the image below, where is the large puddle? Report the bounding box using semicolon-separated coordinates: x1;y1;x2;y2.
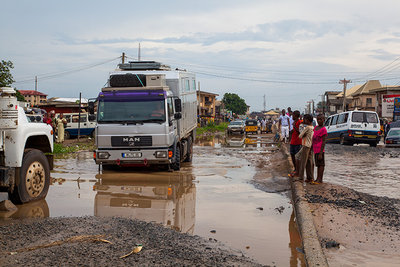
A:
0;135;305;266
324;144;400;200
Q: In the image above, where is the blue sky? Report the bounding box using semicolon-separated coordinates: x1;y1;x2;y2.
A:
2;0;400;111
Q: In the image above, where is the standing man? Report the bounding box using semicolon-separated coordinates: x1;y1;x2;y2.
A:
56;113;67;143
279;109;290;143
287;107;294;140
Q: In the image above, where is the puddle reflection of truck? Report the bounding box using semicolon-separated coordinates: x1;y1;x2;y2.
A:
0;88;53;204
93;174;196;233
92;61;197;170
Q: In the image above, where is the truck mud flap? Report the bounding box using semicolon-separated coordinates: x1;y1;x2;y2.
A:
46;154;54;170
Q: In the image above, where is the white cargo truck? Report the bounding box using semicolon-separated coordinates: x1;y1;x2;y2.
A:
0;87;53;203
92;61;197;170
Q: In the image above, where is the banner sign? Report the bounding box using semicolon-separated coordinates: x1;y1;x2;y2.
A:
382;94;400;117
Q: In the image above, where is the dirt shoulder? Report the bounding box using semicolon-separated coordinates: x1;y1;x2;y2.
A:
305;182;400;265
0;217;263;267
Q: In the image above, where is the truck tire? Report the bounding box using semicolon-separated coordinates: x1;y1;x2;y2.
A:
171;145;181;171
9;149;51;204
369;141;377;147
183;137;193;162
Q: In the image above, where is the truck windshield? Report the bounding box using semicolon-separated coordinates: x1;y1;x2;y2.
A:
97;100;166;123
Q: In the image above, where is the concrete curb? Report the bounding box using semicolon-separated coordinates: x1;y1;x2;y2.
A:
281;145;329;267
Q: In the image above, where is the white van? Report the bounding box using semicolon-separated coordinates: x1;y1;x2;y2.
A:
57;113;96;139
325;111;381;146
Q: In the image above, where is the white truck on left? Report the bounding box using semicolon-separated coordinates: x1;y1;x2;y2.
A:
0;87;53;203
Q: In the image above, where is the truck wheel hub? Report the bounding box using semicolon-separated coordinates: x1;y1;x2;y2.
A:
25;161;45;197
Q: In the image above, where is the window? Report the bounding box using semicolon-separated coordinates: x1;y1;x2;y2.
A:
366;113;378;123
352;112;364;123
331;115;338;125
167;98;174;118
366;98;372;107
192;80;196;91
324;117;331;126
337;113;348;124
185;80;190;92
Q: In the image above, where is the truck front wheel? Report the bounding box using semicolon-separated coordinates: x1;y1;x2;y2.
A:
170;145;181;171
9;149;51;204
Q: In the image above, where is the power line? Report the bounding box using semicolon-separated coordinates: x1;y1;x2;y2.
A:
13;57;121;85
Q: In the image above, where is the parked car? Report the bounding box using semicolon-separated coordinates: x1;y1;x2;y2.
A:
227;120;245;135
385;128;400;147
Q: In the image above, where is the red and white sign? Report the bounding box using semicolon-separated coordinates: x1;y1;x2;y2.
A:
382;94;400;117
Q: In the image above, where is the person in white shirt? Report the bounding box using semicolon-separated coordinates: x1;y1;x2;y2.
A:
278;109;290;143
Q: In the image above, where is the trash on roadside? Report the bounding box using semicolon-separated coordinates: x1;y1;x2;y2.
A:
120;244;143;259
210;230;216;234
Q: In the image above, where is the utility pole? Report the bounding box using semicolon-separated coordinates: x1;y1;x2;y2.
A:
138;43;141;61
78;92;81;141
340;78;351;112
263;94;266;112
197;81;201;117
122;52;125;64
35;76;37;91
320;94;325;115
312;99;315;115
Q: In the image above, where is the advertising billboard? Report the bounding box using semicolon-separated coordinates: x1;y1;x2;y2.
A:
382;94;400;118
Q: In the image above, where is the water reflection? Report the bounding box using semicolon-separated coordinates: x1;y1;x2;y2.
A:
94;171;196;233
0;200;49;223
288;210;306;267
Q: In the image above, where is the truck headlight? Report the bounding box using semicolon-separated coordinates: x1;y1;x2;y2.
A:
97;152;110;159
155;151;168;158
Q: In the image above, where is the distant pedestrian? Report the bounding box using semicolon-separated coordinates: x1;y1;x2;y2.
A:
289;110;302;177
384;120;390;143
56;113;67;143
279;109;290;143
42;112;52;126
287;107;294;140
293;114;314;182
312;114;327;184
261;118;267;133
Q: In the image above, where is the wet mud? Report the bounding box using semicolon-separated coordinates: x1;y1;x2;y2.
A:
303;143;400;266
0;217;262;266
0;133;306;266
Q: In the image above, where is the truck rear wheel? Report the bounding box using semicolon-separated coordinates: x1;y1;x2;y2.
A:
9;149;51;204
183;137;193;163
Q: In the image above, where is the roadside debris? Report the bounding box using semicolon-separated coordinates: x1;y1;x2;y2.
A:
8;235;112;254
120;244;143;259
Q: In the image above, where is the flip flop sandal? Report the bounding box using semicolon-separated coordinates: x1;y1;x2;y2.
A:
311;181;321;185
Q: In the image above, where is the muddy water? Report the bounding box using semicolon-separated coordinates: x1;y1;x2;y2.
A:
0;135;305;266
324;144;400;200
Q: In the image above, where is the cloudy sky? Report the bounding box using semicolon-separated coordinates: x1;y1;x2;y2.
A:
2;0;400;111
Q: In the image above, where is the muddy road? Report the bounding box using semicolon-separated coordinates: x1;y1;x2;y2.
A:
306;143;400;266
0;134;305;266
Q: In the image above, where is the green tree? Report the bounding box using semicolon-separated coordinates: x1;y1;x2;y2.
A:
15;89;26;102
222;93;247;115
0;60;15;87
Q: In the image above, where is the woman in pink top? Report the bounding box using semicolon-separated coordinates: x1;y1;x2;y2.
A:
312;114;327;184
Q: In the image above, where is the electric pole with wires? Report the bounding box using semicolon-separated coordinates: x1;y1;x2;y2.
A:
340;78;351;112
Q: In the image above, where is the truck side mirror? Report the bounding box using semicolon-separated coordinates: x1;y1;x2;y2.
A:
88;101;95;115
174;113;182;120
174;99;182;113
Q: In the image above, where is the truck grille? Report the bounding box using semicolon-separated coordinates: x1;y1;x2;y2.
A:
111;136;153;147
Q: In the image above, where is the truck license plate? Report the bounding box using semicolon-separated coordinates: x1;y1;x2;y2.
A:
355;131;362;135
